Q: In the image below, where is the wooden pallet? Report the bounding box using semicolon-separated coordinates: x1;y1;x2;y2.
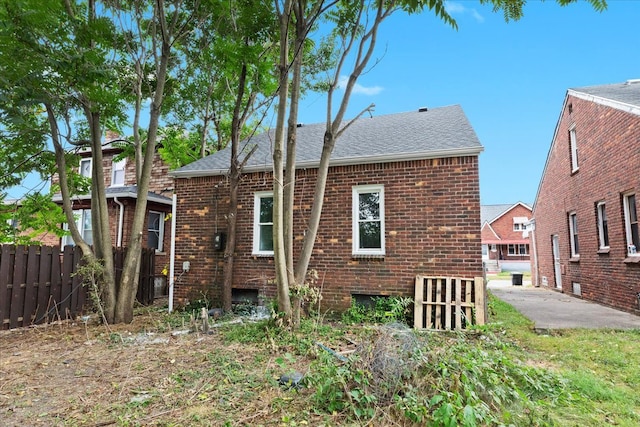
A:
414;276;485;330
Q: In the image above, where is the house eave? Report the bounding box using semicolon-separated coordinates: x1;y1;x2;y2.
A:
568;89;640;116
52;191;172;205
170;146;484;179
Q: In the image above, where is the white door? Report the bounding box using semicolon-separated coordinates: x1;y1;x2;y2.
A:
552;235;562;290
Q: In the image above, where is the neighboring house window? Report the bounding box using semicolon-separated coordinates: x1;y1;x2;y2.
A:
253;192;273;255
568;211;579;257
512;216;528;231
80;158;92;178
623;193;639;256
596;201;609;249
507;244;529;256
62;209;93;246
352;185;385;256
111;158;126;187
569;125;579;172
147;211;164;252
481;244;488;256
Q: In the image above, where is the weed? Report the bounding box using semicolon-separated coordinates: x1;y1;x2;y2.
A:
341;296;412;325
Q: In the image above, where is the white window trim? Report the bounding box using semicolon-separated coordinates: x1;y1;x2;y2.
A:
569;124;579;173
148;211;165;252
568;211;579;258
507;244;529;256
623;192;639;256
252;191;274;256
111;157;126;187
596;201;609;249
62;209;92;246
352;184;385;256
80;158;92;178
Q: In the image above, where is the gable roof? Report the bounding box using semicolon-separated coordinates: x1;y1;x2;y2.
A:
480;202;531;225
569;80;640;115
171;104;483;178
534;80;640;210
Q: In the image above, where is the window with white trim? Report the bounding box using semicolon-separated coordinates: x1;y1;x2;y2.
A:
111;158;126;187
623;193;639;256
79;158;92;178
352;185;385;256
596;201;609;249
253;192;273;255
512;216;528;231
568;211;579;257
507;244;529;256
62;209;93;246
147;211;164;252
569;125;579;172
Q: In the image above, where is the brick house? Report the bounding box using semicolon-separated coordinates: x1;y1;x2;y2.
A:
52;134;174;289
531;80;640;314
480;202;532;273
170;105;484;311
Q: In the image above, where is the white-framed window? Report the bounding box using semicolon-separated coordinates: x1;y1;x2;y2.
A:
252;192;274;255
596;201;609;249
79;158;92;178
507;244;529;256
490;244;497;252
62;209;93;246
568;211;579;257
111;158;126;187
147;211;164;252
623;193;639;256
512;216;528;231
481;244;488;257
352;185;385;256
569;125;579;172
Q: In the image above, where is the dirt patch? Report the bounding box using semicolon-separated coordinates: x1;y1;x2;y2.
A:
0;309;325;426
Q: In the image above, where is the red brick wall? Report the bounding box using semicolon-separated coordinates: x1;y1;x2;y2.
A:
173;156;483;311
533;94;640;314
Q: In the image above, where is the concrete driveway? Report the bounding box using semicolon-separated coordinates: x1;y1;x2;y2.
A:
488;280;640;331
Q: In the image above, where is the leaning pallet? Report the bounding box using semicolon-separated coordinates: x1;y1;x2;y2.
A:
414;276;486;330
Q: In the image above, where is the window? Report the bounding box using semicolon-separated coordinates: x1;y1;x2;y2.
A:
481;244;488;256
507;244;529;256
596;201;609;249
148;211;164;252
623;193;639;256
111;158;126;187
568;211;579;257
62;209;92;246
352;185;385;255
253;192;273;255
79;158;92;178
569;125;579;172
513;216;528;231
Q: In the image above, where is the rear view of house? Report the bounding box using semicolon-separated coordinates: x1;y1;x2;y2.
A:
171;105;485;311
481;202;532;273
532;80;640;314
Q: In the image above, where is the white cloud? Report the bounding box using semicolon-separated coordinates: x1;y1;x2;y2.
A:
338;75;384;96
445;1;485;23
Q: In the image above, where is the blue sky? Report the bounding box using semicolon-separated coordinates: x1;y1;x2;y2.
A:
7;1;639;205
297;0;640;205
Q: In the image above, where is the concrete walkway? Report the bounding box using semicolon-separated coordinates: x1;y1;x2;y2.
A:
488;280;640;331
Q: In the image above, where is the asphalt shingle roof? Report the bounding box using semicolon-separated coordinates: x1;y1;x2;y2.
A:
171;104;483;177
571;80;640;109
480;202;532;225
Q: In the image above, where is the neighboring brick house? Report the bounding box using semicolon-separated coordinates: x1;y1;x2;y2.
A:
480;202;532;273
52;134;174;289
531;80;640;314
170;105;484;311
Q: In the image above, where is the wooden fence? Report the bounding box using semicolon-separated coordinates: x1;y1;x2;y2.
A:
0;245;155;330
414;276;486;330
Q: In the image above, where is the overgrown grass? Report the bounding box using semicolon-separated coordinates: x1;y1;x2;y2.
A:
489;294;640;426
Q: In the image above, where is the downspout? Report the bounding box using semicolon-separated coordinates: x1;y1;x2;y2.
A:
114;197;124;247
168;193;177;312
530;218;539;287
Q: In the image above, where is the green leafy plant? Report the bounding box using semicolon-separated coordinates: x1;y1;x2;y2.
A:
341;296;413;325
